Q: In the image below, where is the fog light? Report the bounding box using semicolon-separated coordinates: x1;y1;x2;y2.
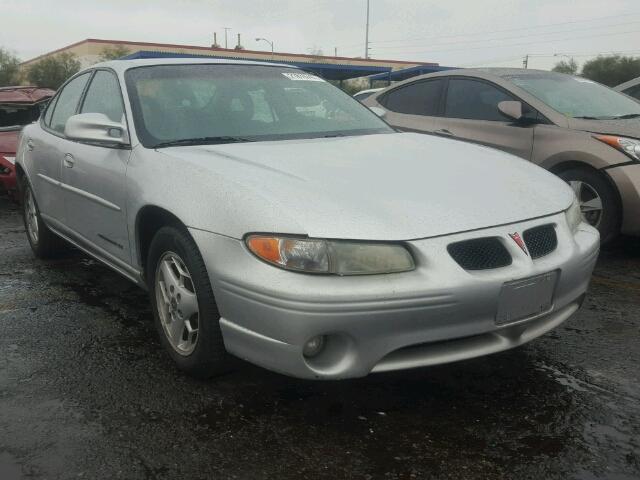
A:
303;335;325;358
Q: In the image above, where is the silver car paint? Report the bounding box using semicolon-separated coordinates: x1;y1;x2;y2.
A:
190;213;597;379
18;58;599;379
144;133;574;241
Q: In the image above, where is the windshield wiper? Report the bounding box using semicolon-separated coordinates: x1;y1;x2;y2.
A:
322;133;348;138
573;113;640;120
610;113;640;120
154;136;253;148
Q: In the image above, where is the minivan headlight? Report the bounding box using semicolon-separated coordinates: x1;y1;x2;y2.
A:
246;235;415;275
595;135;640;161
565;197;583;233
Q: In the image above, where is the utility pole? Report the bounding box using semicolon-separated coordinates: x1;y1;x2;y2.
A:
365;0;370;59
335;47;338;57
223;27;232;49
256;37;274;59
522;54;529;69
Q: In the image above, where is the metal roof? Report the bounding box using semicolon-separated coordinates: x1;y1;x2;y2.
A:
368;64;460;83
120;50;393;81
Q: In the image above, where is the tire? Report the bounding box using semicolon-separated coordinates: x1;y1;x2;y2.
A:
557;167;620;244
21;180;66;259
147;225;230;378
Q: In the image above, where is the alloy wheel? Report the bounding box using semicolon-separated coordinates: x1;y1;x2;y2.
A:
569;180;603;228
24;188;39;245
155;252;200;356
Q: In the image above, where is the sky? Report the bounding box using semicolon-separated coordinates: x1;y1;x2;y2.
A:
2;0;640;71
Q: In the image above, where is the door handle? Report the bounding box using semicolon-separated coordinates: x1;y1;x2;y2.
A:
63;153;75;168
27;139;34;151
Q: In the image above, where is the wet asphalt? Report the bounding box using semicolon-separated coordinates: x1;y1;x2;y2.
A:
0;199;639;480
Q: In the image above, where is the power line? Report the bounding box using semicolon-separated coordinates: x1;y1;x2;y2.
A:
460;49;640;68
367;11;640;45
371;19;640;50
367;27;640;56
458;55;524;67
532;49;640;58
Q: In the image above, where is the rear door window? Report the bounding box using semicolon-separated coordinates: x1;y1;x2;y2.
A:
444;78;515;121
49;72;91;134
381;79;444;116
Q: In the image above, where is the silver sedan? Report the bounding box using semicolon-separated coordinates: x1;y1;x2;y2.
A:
16;58;599;379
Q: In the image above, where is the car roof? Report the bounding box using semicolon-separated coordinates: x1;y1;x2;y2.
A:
88;57;294;75
406;67;574;82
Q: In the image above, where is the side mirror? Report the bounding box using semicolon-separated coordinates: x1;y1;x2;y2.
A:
369;106;387;119
498;100;523;121
65;113;128;145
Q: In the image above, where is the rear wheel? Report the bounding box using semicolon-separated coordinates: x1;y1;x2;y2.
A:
22;181;66;258
557;167;620;244
147;226;230;378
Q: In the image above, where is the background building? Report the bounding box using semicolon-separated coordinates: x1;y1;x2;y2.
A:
21;38;434;78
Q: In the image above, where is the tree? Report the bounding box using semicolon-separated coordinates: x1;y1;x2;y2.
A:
581;55;640;87
0;47;21;86
333;77;369;95
99;45;131;61
27;52;81;89
552;58;578;75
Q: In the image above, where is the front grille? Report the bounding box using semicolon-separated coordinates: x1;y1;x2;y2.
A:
448;237;512;270
524;224;557;259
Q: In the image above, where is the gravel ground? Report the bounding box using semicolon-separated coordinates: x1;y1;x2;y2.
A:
0;199;639;480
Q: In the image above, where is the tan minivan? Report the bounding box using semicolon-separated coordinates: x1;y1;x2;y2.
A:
365;68;640;243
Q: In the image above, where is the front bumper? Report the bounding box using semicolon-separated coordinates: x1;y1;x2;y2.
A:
190;213;599;379
607;163;640;235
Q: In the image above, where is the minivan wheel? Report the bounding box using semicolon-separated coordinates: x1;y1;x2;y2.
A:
558;168;620;244
147;226;230;378
22;181;66;258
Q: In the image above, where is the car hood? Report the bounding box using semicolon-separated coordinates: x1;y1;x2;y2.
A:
567;117;640;138
160;132;574;240
0;130;18;155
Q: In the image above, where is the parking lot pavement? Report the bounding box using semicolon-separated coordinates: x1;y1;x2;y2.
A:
0;200;639;480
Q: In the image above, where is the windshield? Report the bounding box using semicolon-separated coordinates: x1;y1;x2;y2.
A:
507;73;640;120
125;64;393;147
0;103;45;131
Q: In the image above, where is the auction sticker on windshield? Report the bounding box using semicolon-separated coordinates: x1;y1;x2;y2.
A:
282;72;324;81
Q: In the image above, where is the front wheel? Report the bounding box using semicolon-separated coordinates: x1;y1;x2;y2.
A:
147;226;231;378
558;168;620;245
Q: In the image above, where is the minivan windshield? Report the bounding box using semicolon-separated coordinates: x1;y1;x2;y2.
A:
125;64;393;148
507;73;640;120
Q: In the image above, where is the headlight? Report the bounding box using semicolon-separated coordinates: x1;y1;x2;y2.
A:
565;197;583;233
595;135;640;162
246;235;415;275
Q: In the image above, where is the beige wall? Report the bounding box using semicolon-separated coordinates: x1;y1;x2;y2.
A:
21;39;428;72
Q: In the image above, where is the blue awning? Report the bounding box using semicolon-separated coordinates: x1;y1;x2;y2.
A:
368;64;460;83
120;50;392;81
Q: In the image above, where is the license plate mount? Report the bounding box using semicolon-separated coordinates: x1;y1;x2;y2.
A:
495;271;558;326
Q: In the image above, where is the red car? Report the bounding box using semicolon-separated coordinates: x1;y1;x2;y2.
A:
0;86;55;201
